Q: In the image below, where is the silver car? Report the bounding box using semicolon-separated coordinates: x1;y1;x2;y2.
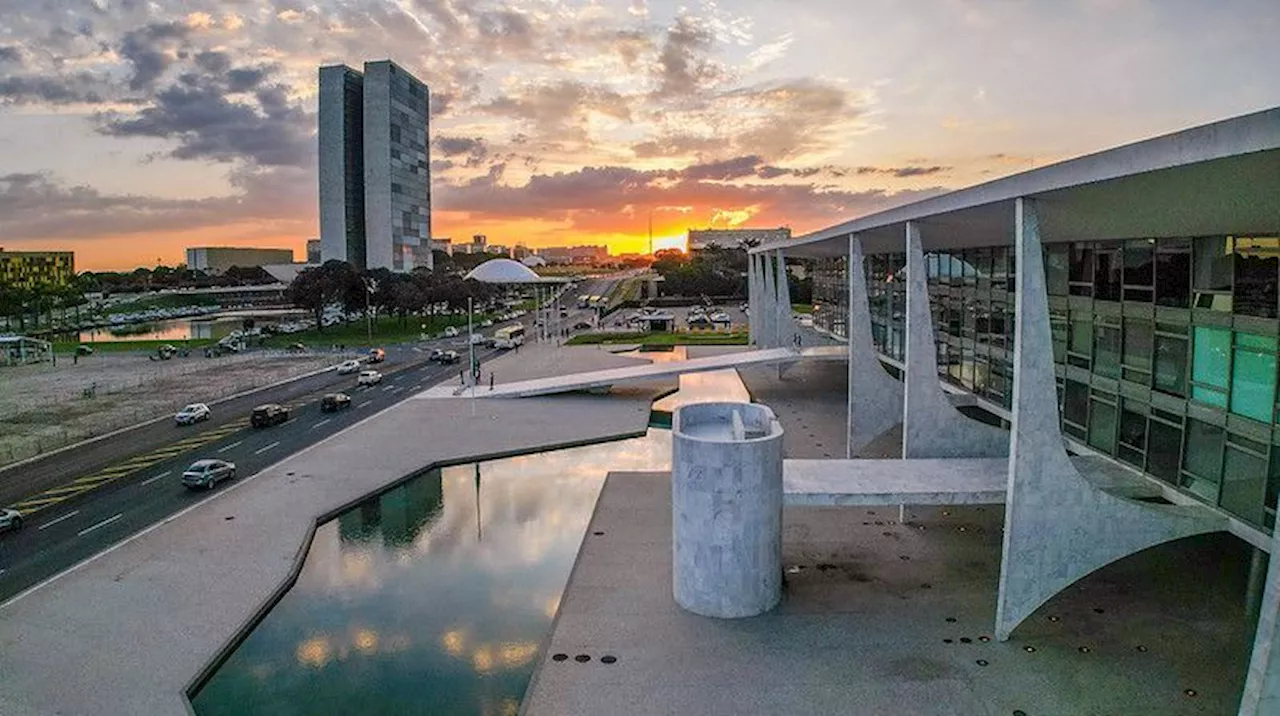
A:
0;508;23;533
182;459;237;490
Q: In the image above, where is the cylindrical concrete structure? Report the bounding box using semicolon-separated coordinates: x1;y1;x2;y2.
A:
672;402;784;618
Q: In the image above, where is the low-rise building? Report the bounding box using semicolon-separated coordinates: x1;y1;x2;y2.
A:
185;247;295;275
537;245;609;264
0;248;75;288
306;239;321;264
688;227;790;252
429;237;452;255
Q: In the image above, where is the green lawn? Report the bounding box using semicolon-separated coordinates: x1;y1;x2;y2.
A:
566;331;749;346
791;303;814;314
260;313;485;349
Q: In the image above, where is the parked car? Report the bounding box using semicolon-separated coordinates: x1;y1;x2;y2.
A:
469;333;486;345
175;403;211;425
181;459;237;490
336;359;362;375
321;393;352;412
358;370;383;386
286;342;307;353
368;347;386;363
75;344;94;356
480;319;494;328
250;403;291;427
573;321;593;330
443;326;460;338
0;508;23;533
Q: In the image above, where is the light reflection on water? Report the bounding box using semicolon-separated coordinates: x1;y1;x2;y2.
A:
192;354;750;716
191;432;673;716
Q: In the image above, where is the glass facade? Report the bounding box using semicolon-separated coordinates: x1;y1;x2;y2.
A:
813;234;1280;531
811;256;848;338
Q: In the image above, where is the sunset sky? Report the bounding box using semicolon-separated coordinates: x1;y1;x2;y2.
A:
0;0;1276;271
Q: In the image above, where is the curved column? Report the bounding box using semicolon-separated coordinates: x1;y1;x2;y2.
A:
1241;527;1280;715
774;249;799;350
901;222;1009;459
846;235;905;458
994;197;1225;641
760;251;777;348
747;253;759;345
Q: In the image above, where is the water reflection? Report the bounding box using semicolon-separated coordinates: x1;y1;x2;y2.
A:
192;432;673;716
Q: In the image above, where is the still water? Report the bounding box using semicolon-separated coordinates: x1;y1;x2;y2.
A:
191;364;748;716
76;310;305;343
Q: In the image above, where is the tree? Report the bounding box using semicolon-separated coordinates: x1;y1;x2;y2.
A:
286;260;362;333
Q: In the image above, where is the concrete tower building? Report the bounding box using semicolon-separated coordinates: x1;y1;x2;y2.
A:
318;60;432;272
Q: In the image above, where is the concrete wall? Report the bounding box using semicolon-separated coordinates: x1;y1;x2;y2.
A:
318;65;355;266
361;62;394;272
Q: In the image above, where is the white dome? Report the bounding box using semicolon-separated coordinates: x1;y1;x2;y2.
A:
521;255;548;267
465;258;543;283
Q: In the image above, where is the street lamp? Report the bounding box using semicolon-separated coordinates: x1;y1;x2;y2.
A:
363;277;378;343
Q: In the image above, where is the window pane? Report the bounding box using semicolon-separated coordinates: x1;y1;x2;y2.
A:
1182;418;1224;502
1063;379;1089;427
1230;332;1278;423
1069;317;1092;358
1069;244;1093;297
1155;242;1191;308
1094;325;1121;379
1191;326;1230;408
1193;236;1233;311
1088;399;1117;455
1221;445;1268;527
1154;334;1188;397
1119;402;1147;450
1233;237;1279;318
1147;420;1182;484
1123;240;1154;302
1094;248;1122;301
1045;246;1069;295
1122;320;1153;375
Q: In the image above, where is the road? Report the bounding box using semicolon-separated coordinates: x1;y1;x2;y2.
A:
0;272;625;604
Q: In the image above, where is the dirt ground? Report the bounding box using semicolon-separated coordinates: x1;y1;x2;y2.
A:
0;349;345;466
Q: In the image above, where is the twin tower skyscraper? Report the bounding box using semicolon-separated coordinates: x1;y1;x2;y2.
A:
318;60;432;272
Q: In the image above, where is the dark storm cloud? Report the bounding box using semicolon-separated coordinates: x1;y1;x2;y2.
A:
856;165;950;177
118;22;189;91
434;135;489;166
0;72;107;105
97;66;313;168
0;46;23;66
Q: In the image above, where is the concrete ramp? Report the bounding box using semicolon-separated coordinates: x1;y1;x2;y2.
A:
419;346;845;399
784;458;1008;506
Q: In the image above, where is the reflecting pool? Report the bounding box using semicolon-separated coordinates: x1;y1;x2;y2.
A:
191;432;673;715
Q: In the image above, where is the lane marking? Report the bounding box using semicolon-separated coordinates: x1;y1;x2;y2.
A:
140;471;171;487
310;419;331;430
37;510;80;531
381;386;394;392
73;473;113;486
357;400;372;409
216;441;243;454
77;513;123;537
281;418;297;427
254;441;281;455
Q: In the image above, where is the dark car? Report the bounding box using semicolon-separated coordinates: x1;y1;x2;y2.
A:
321;393;352;412
250;403;291;427
430;349;461;364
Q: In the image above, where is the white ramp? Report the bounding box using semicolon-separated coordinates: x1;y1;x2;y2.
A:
419;346;845;399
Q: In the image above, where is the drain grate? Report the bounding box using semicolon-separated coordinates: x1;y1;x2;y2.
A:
979;636;991;643
975;659;988;666
600;655;618;664
593;531;604;536
551;653;568;662
1047;615;1060;622
945;617;957;623
921;583;932;589
1184;689;1197;697
574;654;591;663
959;637;972;644
1077;646;1091;654
1023;646;1036;653
1135;645;1148;652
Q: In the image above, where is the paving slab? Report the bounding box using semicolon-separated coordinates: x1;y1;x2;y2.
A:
0;345;674;716
523;471;1252;716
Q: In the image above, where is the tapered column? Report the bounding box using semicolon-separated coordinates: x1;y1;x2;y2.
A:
747;254;759;345
1241;530;1280;715
775;249;796;349
760;251;776;347
901;222;1009;459
994;197;1224;641
846;235;905;457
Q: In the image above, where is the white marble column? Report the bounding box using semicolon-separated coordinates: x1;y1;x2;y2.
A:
747;253;759;345
846;235;905;458
994;197;1225;641
774;249;797;350
901;222;1009;459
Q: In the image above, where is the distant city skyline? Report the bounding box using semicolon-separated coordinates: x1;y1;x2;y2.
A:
0;0;1276;271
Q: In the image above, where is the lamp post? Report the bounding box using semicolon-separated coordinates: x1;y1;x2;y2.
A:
363;277;378;344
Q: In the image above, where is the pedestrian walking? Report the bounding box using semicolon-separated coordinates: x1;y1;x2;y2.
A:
489;372;495;391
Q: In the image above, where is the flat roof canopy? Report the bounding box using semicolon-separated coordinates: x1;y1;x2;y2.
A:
756;107;1280;258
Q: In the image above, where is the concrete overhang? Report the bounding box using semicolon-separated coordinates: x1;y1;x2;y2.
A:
754;106;1280;258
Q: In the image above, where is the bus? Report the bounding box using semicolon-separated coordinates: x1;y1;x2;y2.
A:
493;324;526;349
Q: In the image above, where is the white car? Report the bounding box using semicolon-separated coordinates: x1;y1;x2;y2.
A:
358;370;383;387
336;359;362;375
443;326;460;338
175;403;211;426
480;319;494;328
0;508;23;533
470;333;486;345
